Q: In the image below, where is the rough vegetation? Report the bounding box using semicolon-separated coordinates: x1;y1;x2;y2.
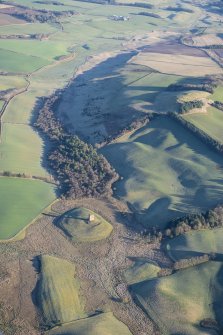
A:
35;96;118;198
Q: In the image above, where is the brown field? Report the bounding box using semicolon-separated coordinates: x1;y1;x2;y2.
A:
192;33;223;47
131;52;223;76
141;41;207;57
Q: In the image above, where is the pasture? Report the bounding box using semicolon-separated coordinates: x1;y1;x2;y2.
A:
49;312;132;335
0;177;55;240
183;106;223;144
166;227;223;261
102;116;223;228
131;52;223;76
39;255;85;326
132;261;223;335
0;124;50;177
0;49;49;73
58;207;113;242
124;258;161;285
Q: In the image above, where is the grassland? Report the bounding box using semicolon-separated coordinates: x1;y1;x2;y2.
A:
102;116;223;228
0;49;49;73
39;255;85;327
49;312;133;335
124;258;161;285
131;52;223;76
0;75;27;91
183;106;223;144
166;227;223;261
132;261;223;335
58;207;113;242
0;177;55;239
0;124;50;177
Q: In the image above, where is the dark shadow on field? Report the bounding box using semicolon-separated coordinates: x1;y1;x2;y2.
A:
31;256;43;325
168;248;223;262
213;264;223;330
53;50;174;144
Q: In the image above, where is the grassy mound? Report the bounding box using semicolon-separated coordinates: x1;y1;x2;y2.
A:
131;261;223;335
124;258;161;285
0;177;55;240
48;312;132;335
166;227;223;261
58;207;113;242
102;116;223;229
39;255;85;327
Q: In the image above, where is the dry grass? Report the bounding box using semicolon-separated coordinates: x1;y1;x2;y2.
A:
131;52;223;76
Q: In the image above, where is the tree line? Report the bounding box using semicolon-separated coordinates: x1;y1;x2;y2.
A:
179;100;204;114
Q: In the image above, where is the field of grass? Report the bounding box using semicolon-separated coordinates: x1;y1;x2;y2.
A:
0;75;27;91
0;177;55;239
0;22;57;35
49;312;133;335
124;258;161;285
0;124;50;176
58;207;113;242
132;261;223;335
0;49;49;73
0;40;70;61
166;227;223;261
131;52;223;76
183;106;223;144
102;116;223;229
39;255;85;327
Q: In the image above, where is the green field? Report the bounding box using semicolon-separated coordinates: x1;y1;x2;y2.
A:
0;75;27;91
132;261;223;335
102;116;223;228
49;312;133;335
0;40;70;61
0;48;49;73
124;258;161;285
0;124;50;176
166;227;223;261
0;177;55;239
39;255;85;327
58;207;113;242
183;106;223;144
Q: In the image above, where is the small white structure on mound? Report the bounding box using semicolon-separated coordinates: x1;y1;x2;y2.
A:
88;214;95;223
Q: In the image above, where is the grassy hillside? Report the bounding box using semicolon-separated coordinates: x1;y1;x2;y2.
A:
0;177;55;239
102;116;223;228
49;312;133;335
166;227;223;261
132;261;223;335
58;207;113;242
124;258;161;285
39;255;86;327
